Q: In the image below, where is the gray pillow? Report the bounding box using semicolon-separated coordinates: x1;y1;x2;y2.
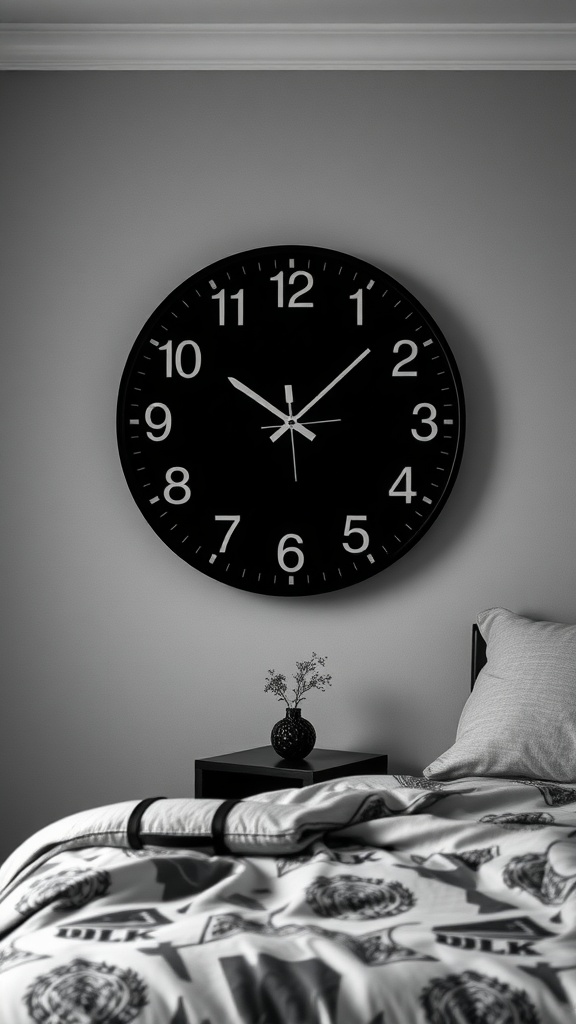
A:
424;607;576;782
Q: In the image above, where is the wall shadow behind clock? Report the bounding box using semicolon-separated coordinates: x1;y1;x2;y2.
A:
117;245;465;596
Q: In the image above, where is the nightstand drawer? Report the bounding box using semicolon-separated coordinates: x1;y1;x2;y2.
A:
195;746;388;800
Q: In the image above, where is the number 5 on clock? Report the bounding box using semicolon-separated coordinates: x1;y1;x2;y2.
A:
342;516;369;553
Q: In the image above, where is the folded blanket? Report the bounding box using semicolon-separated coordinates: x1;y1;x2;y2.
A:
0;775;441;894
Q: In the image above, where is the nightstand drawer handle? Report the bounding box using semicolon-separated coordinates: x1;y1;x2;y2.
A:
212;798;242;855
127;797;166;850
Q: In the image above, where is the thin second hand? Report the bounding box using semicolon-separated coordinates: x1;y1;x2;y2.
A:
260;417;341;430
290;428;298;482
301;418;341;426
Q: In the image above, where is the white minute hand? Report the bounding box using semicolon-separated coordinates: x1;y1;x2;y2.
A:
228;378;316;441
269;348;371;442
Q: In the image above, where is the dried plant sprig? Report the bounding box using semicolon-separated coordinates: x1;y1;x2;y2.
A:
264;653;332;708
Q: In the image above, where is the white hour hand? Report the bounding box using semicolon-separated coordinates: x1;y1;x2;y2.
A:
228;378;316;441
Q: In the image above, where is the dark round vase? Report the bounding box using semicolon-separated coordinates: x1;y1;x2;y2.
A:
271;707;316;760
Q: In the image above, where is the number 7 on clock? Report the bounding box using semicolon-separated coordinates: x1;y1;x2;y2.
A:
215;515;241;552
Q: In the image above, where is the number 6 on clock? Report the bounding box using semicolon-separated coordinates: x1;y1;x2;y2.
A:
278;534;304;572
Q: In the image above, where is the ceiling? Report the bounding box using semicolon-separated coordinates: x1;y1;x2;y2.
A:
1;0;575;68
1;0;575;24
0;0;569;22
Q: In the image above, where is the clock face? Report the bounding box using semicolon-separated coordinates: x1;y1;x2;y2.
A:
117;245;465;596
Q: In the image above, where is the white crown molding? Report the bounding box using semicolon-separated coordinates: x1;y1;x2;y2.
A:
1;23;576;71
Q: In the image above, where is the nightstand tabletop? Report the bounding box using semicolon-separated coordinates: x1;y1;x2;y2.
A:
195;746;388;799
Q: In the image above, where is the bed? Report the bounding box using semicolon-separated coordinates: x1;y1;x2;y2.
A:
1;607;576;1023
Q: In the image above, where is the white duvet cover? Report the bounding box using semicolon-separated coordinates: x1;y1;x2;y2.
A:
0;774;575;1023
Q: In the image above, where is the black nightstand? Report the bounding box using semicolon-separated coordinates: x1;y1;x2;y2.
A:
195;746;388;800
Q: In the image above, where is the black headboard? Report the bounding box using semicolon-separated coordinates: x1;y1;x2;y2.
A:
471;624;487;689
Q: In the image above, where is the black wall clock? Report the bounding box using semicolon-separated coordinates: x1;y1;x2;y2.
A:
117;245;465;596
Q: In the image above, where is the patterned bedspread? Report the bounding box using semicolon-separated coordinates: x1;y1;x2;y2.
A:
1;774;576;1023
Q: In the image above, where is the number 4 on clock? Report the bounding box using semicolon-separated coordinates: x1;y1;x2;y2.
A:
389;467;416;503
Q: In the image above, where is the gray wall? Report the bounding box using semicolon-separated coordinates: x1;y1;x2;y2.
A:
2;71;575;862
